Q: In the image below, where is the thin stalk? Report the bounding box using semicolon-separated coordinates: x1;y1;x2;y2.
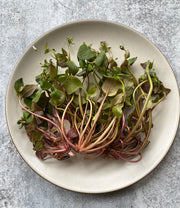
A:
92;123;107;138
90;120;115;146
137;95;148;135
86;74;90;91
74;109;80;137
122;110;152;155
83;118;119;153
83;149;105;160
118;78;125;92
133;80;147;114
80;101;88;133
36;126;58;142
56;107;74;117
78;98;93;147
127;66;138;86
137;110;152;153
92;72;101;90
124;63;153;142
81;117;116;151
127;66;146;96
81;91;109;147
54;109;66;142
116;113;125;140
94;70;101;80
117;153;142;163
42;149;66;153
78;89;84;117
61;95;76;148
136;94;144;113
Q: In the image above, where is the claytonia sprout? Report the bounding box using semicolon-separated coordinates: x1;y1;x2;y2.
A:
14;39;170;162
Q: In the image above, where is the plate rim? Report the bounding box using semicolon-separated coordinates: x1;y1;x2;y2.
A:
5;19;180;193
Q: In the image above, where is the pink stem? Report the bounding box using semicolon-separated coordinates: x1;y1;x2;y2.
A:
42;149;67;153
83;149;105;160
54;109;65;144
61;96;76;149
117;153;142;163
44;146;60;150
117;113;125;140
19;98;65;143
36;126;58;142
81;92;109;147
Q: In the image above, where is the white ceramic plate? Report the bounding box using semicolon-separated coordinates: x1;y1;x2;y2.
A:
6;20;180;193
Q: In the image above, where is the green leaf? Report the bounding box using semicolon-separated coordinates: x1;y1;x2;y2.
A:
48;63;57;79
124;78;134;97
36;92;49;109
25;121;35;136
111;92;126;106
77;68;87;76
87;64;93;72
63;76;82;95
44;43;50;54
33;140;44;151
102;103;111;110
77;43;96;60
100;41;109;53
101;56;108;68
141;61;153;70
23;111;30;119
67;37;73;45
17;113;34;128
125;96;132;106
121;60;128;73
35;75;41;84
32;89;42;103
62;48;68;56
41;59;50;68
45;48;50;54
45;102;53;114
73;95;86;105
14;78;24;96
26;115;34;124
56;51;68;68
57;74;67;83
87;85;97;97
109;59;118;69
23;97;32;108
95;51;105;66
79;60;86;68
31;102;43;112
32;131;43;143
102;78;122;97
50;88;65;106
20;85;38;98
120;45;125;50
125;50;130;59
66;60;79;75
128;57;137;65
40;80;52;90
112;104;123;118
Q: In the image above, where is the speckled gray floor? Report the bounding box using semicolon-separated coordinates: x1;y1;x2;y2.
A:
0;0;180;207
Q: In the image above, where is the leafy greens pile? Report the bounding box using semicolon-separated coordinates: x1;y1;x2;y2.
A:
14;39;170;162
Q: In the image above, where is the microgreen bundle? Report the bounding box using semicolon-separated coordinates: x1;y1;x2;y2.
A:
14;39;170;162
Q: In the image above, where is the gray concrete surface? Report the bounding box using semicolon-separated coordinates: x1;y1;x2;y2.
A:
0;0;180;207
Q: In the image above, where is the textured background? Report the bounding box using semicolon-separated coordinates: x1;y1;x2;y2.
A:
0;0;180;207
